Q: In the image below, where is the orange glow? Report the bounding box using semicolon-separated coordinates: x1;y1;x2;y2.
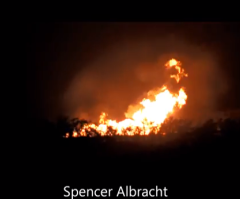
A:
63;133;70;138
65;58;188;137
73;131;78;137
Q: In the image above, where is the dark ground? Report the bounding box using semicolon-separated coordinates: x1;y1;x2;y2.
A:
27;119;240;198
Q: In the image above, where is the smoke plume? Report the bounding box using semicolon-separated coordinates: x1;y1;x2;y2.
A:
62;36;228;124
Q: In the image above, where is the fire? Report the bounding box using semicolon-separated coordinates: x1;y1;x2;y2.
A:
67;58;188;137
73;131;78;137
165;58;188;83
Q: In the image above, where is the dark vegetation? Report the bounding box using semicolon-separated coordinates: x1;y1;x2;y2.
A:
29;116;240;197
30;116;240;162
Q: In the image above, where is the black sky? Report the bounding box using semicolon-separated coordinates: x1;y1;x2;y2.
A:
25;22;240;121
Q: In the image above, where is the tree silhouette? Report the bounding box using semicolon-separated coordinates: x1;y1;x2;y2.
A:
56;116;73;138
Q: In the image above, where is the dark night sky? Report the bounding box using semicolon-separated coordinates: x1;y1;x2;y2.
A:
25;22;240;122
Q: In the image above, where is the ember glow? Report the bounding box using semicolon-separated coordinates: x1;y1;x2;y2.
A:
67;58;188;137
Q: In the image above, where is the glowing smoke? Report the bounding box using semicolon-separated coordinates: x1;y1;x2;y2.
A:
62;37;227;124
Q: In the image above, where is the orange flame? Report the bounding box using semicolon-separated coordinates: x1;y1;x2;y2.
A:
165;58;188;83
66;58;188;137
73;131;78;137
